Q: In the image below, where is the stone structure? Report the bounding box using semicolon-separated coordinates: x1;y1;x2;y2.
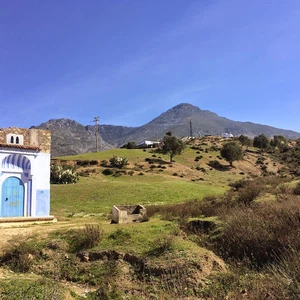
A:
0;127;52;219
111;205;147;224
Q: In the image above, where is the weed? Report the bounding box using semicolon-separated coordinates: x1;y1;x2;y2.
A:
292;182;300;195
236;182;262;205
1;235;38;272
147;235;174;257
108;228;132;243
70;224;103;251
269;248;300;298
0;278;63;299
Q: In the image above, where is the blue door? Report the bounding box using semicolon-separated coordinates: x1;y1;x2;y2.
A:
1;177;24;217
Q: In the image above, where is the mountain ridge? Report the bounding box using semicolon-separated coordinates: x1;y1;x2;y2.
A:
34;103;300;156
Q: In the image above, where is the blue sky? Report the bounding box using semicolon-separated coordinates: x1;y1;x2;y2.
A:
1;0;300;132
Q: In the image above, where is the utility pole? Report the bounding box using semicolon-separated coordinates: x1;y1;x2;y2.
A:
189;120;193;138
93;116;100;152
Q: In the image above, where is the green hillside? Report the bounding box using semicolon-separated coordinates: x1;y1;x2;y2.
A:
1;136;299;299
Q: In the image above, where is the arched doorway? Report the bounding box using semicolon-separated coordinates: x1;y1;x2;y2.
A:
1;177;25;217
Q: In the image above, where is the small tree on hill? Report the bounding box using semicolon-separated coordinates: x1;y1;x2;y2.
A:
253;134;269;152
122;141;137;149
161;135;185;162
238;135;252;148
220;141;243;166
270;135;288;152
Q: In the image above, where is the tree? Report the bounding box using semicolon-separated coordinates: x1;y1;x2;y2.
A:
270;135;288;151
253;134;269;151
238;135;252;148
161;135;185;162
122;141;137;149
220;141;243;166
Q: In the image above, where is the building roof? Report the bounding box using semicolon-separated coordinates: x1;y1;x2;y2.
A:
0;143;41;151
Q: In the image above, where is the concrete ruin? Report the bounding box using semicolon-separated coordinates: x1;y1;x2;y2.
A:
111;205;147;224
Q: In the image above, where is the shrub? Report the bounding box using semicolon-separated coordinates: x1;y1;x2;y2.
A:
76;160;90;167
208;160;228;171
109;228;131;243
196;166;206;172
70;224;103;251
228;179;247;190
122;141;137;149
109;156;128;169
147;235;174;257
100;160;109;167
102;168;114;176
256;157;266;165
1;236;37;272
236;182;262;205
211;199;300;267
292;182;300;195
269;249;300;298
209;145;219;151
194;155;203;161
78;170;89;177
50;165;78;184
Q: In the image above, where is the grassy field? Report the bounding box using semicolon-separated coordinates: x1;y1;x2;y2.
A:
51;138;266;219
51;172;225;219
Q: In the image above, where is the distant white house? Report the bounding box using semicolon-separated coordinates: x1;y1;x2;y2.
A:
137;140;161;148
221;133;234;138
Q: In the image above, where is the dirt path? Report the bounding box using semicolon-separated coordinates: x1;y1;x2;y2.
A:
0;219;89;253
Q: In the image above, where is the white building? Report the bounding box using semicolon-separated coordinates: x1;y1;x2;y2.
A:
0;127;52;220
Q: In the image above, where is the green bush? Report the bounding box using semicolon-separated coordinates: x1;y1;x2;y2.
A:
100;160;109;167
194;155;203;161
102;168;114;176
109;156;128;169
76;160;90;167
50;165;78;184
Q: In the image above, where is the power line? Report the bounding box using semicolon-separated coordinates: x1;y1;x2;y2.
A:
189;120;193;138
93;116;100;152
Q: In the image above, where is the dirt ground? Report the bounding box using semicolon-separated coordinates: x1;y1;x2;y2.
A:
0;220;97;298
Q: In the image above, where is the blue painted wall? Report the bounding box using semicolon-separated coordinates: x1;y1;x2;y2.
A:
35;189;50;216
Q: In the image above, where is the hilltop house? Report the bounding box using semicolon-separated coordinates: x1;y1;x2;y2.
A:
0;127;52;220
137;140;161;148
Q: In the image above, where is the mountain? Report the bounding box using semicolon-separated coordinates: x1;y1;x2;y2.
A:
35;103;300;156
97;103;300;145
33;119;113;157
